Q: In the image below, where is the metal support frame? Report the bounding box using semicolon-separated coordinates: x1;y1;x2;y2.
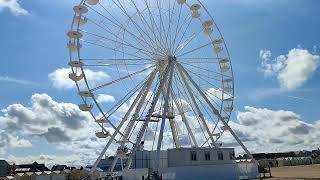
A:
124;60;173;170
176;63;217;147
176;62;257;163
108;70;158;172
171;91;198;147
168;118;180;148
155;60;175;172
159;87;181;149
90;70;157;173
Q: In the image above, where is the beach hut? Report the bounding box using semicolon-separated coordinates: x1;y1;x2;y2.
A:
61;169;71;180
13;173;24;180
3;176;14;180
34;171;50;180
283;158;291;166
303;157;313;165
51;171;64;180
276;158;285;167
297;157;303;165
312;157;320;164
69;169;81;180
21;172;34;180
291;157;299;166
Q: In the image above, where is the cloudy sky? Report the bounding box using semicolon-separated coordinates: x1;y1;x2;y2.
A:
0;0;319;167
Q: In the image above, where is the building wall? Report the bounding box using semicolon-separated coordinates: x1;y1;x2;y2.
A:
132;150;167;170
167;147;235;167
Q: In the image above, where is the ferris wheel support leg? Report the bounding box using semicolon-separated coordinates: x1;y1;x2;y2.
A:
176;63;217;147
155;63;175;172
125;62;173;170
176;63;257;163
90;70;157;174
159;88;181;149
108;70;158;172
122;70;158;142
168;118;180;148
172;91;198;147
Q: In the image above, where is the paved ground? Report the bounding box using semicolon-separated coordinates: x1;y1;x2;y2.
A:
259;164;320;180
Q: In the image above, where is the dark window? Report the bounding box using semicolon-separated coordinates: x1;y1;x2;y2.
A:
229;152;235;160
191;151;197;161
218;151;224;160
205;151;211;161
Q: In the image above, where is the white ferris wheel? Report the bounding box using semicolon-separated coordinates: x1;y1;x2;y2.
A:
67;0;254;174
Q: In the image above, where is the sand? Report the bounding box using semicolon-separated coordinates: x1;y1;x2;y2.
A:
260;164;320;180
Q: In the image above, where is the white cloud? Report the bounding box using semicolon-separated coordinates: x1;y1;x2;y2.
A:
0;0;29;16
0;76;39;86
0;93;115;166
221;106;320;154
7;154;81;168
9;136;33;148
48;68;110;90
0;133;32;149
96;94;115;104
259;48;319;91
1;93;90;145
2;94;319;165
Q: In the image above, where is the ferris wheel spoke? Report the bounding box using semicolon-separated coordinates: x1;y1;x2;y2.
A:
181;67;222;87
179;57;221;61
174;27;204;55
180;62;229;78
86;7;158;54
83;40;151;60
177;62;228;107
155;0;170;52
171;4;183;51
83;63;154;67
172;15;193;54
143;0;167;51
90;65;155;92
112;0;167;54
82;31;163;58
179;60;219;64
166;0;174;52
81;58;154;62
172;10;194;53
81;22;157;58
177;41;213;57
105;76;149;119
129;0;166;53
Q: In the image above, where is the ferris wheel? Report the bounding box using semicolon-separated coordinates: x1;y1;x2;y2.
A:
67;0;253;174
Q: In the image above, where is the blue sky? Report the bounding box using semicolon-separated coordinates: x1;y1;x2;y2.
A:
0;0;319;166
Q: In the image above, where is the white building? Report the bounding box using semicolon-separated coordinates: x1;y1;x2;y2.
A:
119;147;258;180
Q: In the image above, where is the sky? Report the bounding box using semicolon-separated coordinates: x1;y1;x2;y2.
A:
0;0;319;167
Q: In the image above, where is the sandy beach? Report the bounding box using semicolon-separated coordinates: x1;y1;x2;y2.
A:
260;165;320;180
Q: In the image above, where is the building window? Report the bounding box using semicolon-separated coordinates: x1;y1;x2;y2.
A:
190;151;197;161
218;151;224;160
229;152;235;160
205;151;211;161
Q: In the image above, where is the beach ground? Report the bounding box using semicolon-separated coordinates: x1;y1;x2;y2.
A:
259;164;320;180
